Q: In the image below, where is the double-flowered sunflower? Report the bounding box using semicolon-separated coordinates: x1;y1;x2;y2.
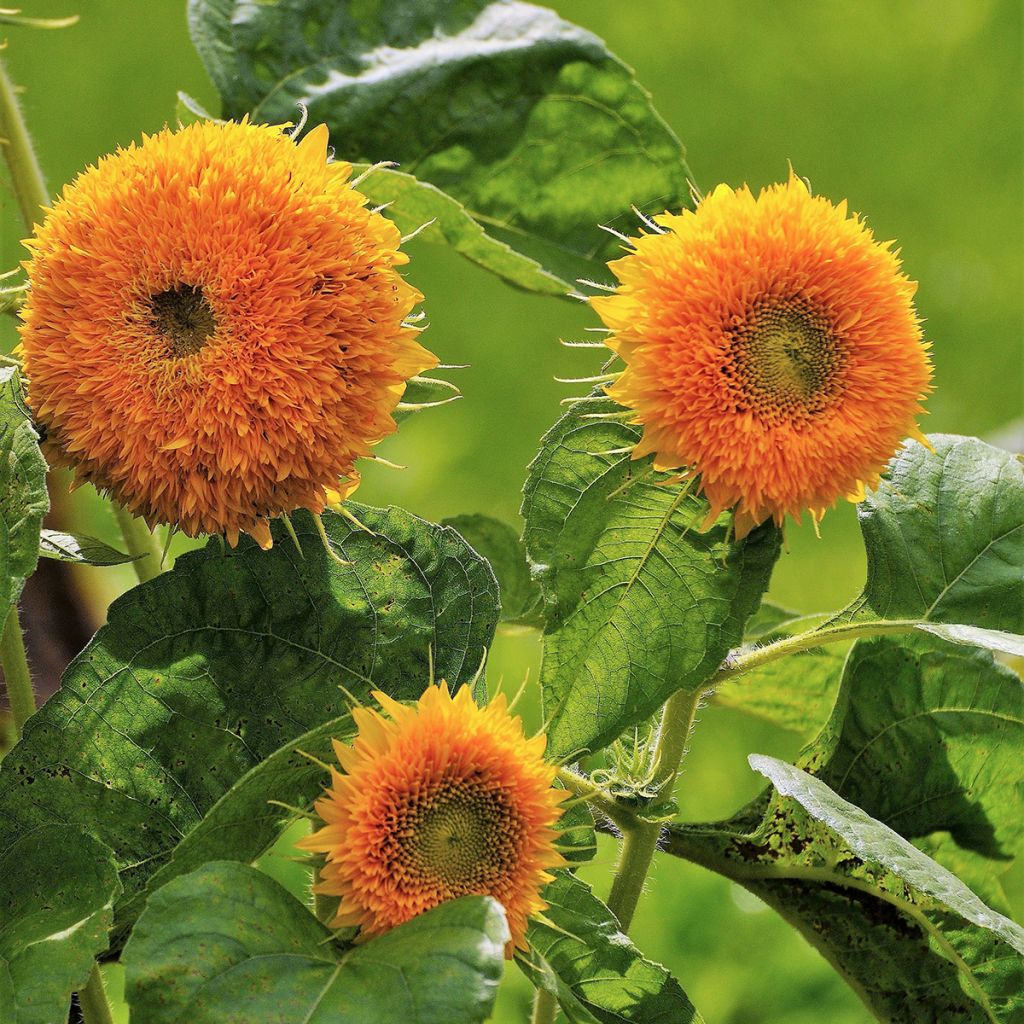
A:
18;119;434;548
593;174;933;536
299;684;566;955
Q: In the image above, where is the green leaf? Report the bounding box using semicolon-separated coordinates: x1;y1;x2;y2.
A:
0;505;498;945
713;613;844;739
750;754;1024;954
0;826;120;1024
0;367;48;628
355;165;565;295
443;513;542;625
855;435;1023;632
522;873;703;1024
521;394;781;757
809;633;1024;889
668;633;1024;1022
124;861;507;1024
142;710;355;913
916;623;1024;657
39;528;139;566
187;0;693;290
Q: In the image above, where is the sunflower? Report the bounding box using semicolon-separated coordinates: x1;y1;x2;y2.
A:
298;684;565;955
18;119;435;548
592;174;933;537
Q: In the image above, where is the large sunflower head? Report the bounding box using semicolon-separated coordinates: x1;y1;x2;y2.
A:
298;684;566;955
18;119;435;548
592;174;933;537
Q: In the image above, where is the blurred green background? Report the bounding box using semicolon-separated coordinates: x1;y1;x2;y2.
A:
1;2;1021;1022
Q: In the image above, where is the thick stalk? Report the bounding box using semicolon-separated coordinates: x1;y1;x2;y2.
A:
605;687;704;932
78;964;115;1024
530;986;559;1024
1;605;34;736
0;55;49;228
709;618;919;686
113;504;162;584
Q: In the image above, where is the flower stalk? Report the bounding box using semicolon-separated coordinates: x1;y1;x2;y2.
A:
0;605;34;737
604;686;704;932
113;503;163;584
78;964;115;1024
0;54;49;228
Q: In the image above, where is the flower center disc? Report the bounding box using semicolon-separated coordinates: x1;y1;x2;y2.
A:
407;782;519;889
731;300;844;423
149;284;216;358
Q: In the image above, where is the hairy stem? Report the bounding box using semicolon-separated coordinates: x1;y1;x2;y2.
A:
554;766;638;833
605;687;704;932
710;618;920;686
78;964;115;1024
531;986;560;1024
113;504;162;584
1;605;34;737
0;55;49;229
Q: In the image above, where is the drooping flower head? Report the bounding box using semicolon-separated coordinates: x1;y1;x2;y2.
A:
18;119;435;548
592;174;933;537
298;684;565;954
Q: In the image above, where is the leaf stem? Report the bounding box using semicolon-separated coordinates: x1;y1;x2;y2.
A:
0;54;49;229
113;504;162;584
604;687;704;932
710;618;920;686
530;986;559;1024
1;605;34;737
78;964;115;1024
554;766;638;833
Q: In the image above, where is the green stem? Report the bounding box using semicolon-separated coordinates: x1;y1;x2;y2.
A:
530;986;559;1024
0;55;49;229
113;504;162;584
1;605;34;737
555;766;637;833
78;964;115;1024
710;618;920;686
604;687;704;932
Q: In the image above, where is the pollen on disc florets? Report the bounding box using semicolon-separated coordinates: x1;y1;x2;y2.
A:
18;118;436;549
592;173;933;538
297;684;567;956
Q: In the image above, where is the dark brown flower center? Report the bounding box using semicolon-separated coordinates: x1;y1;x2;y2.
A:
150;284;216;357
728;298;845;423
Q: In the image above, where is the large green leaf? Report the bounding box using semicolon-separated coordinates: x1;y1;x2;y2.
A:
854;435;1023;632
522;873;703;1024
142;711;354;914
443;512;542;625
809;634;1024;885
0;826;120;1024
750;755;1024;954
0;505;498;944
124;861;507;1023
668;633;1024;1022
0;366;48;627
187;0;692;290
521;394;781;757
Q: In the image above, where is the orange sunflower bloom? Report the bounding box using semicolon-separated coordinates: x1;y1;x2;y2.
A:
298;684;565;955
592;174;933;537
18;119;435;548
